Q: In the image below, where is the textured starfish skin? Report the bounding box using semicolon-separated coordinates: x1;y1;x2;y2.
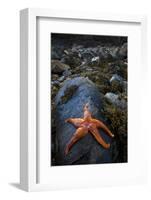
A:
65;103;114;155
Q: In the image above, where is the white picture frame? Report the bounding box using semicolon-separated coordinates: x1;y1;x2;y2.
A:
20;8;147;192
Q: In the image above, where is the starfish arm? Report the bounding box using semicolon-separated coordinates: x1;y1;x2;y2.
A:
89;126;110;149
65;118;83;128
65;127;88;155
91;119;114;138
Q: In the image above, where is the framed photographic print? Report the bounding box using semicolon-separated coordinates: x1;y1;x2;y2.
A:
20;8;147;191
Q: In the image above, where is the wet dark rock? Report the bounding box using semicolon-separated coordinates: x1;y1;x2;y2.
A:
58;76;65;82
52;74;59;81
110;74;127;94
51;60;70;74
110;74;123;83
77;47;100;65
62;69;72;77
105;92;119;103
91;56;100;65
61;55;81;68
110;74;124;93
98;47;113;60
63;49;69;55
54;77;118;165
105;92;126;109
81;48;95;59
52;80;60;86
52;85;59;99
60;49;82;67
71;45;84;52
51;46;64;60
109;47;119;59
123;81;127;92
118;43;127;59
86;68;93;72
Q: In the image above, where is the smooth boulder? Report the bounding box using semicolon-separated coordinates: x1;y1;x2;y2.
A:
54;77;118;165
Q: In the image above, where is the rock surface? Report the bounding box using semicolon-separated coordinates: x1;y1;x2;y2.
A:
54;77;118;165
105;92;119;103
51;60;70;74
105;92;127;109
110;74;123;83
118;43;127;58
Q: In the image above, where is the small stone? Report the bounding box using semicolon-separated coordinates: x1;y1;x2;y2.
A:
51;60;70;74
99;47;112;60
81;49;94;62
52;74;59;81
91;56;100;62
64;50;69;55
105;92;126;109
51;46;64;60
110;74;124;93
58;76;65;82
78;53;82;58
61;55;81;68
80;61;86;67
110;74;123;83
86;68;93;71
109;47;119;59
105;92;119;104
63;69;72;77
118;43;127;58
52;80;60;86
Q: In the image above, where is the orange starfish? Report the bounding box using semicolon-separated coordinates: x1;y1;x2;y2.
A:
65;103;114;155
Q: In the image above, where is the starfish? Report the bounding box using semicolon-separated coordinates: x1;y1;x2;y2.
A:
65;103;114;155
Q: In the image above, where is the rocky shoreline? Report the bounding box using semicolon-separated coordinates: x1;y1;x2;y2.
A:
51;34;127;165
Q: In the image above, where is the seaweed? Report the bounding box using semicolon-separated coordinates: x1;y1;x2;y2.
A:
102;98;127;162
